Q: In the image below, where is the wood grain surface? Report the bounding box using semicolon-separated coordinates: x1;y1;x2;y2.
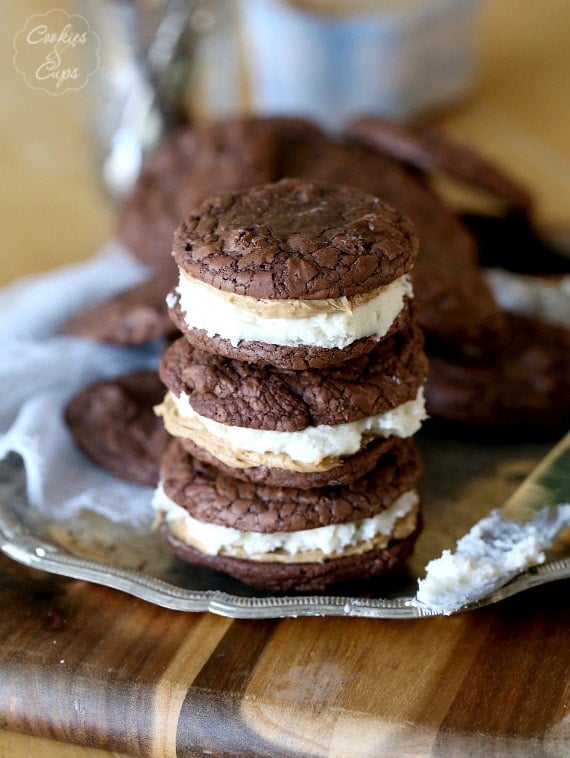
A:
0;554;569;757
1;0;570;756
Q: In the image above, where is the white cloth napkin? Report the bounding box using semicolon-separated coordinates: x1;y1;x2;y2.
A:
0;244;162;528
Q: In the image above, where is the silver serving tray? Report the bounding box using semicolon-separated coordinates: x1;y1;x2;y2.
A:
1;434;569;618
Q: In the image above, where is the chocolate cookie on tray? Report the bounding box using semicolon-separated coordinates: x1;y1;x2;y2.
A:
156;324;427;489
154;439;422;592
424;312;570;433
62;269;178;346
167;178;419;370
64;371;169;487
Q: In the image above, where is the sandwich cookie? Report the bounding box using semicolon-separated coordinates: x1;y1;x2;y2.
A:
168;178;418;370
156;323;427;488
118;115;505;355
154;439;422;591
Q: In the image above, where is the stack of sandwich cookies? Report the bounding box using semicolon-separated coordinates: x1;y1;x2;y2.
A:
154;178;428;591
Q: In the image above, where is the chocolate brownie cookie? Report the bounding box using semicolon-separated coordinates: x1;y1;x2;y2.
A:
118;117;278;266
62;270;178;346
424;313;570;432
161;523;420;592
345;116;533;212
159;323;426;431
170;178;419;369
173;178;417;300
64;371;169;486
159;438;421;532
154;438;421;591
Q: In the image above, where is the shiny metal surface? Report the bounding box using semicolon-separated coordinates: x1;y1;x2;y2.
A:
1;434;569;618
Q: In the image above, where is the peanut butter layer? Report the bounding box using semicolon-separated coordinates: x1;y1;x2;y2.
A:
173;178;418;301
179;269;390;318
155;394;340;472
159;319;426;432
166;502;419;564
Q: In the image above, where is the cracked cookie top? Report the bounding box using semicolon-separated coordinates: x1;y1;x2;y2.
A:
173;178;418;301
161;437;421;532
159;321;426;431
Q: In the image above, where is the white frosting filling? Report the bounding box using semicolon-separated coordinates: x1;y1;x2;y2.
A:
170;387;426;465
154;486;419;558
175;272;413;348
414;504;570;615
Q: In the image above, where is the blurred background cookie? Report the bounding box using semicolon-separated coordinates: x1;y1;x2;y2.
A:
345;116;533;212
424;312;570;433
117;117;278;267
62;269;178;345
64;370;169;486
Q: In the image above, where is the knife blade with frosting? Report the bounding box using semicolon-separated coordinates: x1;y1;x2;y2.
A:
412;430;570;615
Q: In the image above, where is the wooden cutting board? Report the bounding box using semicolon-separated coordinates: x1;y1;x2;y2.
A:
1;1;570;755
1;554;569;757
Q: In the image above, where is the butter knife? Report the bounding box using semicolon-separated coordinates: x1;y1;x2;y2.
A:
413;430;570;615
